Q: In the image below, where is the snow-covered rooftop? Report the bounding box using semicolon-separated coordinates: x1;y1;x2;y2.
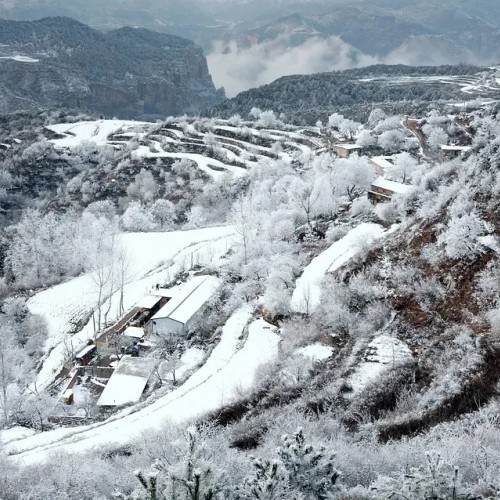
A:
97;357;154;407
372;177;412;194
123;326;145;339
152;275;221;325
134;295;163;310
439;144;472;152
371;156;395;170
334;143;361;150
75;344;96;359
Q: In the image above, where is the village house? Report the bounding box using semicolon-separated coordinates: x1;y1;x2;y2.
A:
438;144;472;163
370;156;395;175
333;143;362;158
368;176;411;202
129;295;169;331
151;275;221;336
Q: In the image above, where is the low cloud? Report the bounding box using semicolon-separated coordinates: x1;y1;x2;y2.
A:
207;33;489;98
208;35;379;97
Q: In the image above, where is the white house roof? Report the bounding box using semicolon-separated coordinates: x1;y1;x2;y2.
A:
75;344;96;359
134;295;163;310
152;275;221;326
371;156;395;170
123;326;145;339
372;177;412;194
97;357;154;406
334;143;361;150
439;144;472;152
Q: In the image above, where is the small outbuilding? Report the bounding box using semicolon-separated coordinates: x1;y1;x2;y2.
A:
368;176;411;202
97;357;154;407
438;144;471;163
334;143;362;158
74;344;96;366
123;326;145;340
151;275;221;336
370;156;395;175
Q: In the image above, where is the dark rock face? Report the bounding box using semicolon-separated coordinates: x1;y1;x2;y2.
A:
0;17;223;118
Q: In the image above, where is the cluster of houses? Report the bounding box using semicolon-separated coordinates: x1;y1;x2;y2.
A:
58;274;221;413
333;135;471;202
55;121;473;419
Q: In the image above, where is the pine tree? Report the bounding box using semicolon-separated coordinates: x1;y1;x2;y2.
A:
371;452;467;499
233;458;290;500
234;428;341;500
277;428;340;499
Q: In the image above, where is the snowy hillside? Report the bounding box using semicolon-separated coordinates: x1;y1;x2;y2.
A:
2;102;500;499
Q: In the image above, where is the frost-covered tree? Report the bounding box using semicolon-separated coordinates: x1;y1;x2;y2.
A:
371;452;463;500
368;108;387;127
257;111;280;129
151;199;175;230
356;129;376;147
330;154;375;200
127;168;158;203
122;202;156;232
437;210;490;260
228;114;243;127
385;152;419;183
378;129;406;152
327;113;344;130
234;458;289;500
234;429;341;499
424;125;449;151
249;108;262;120
277;428;341;499
338;119;360;140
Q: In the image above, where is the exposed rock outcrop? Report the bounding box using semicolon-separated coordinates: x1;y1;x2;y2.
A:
0;17;224;118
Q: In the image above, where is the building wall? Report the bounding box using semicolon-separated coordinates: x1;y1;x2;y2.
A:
371;160;385;176
335;146;349;158
152;317;184;336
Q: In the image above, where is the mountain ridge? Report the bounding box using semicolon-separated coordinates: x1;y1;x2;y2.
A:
0;16;223;118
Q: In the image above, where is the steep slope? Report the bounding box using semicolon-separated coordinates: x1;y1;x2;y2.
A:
0;17;223;118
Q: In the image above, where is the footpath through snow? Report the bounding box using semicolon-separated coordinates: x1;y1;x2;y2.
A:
291;223;397;314
4;308;280;464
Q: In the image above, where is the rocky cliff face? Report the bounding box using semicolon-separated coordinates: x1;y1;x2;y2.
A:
0;17;224;118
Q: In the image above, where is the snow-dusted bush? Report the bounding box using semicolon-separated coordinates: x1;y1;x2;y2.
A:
121;201;156;232
437;210;491;260
356;129;377;147
378;129;406;152
349;196;374;217
126;168;157;203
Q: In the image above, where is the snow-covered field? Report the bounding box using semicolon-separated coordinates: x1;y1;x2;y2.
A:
5;307;280;464
47;120;152;148
347;335;413;395
30;226;236;391
296;343;333;361
133;144;247;179
291;223;397;313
